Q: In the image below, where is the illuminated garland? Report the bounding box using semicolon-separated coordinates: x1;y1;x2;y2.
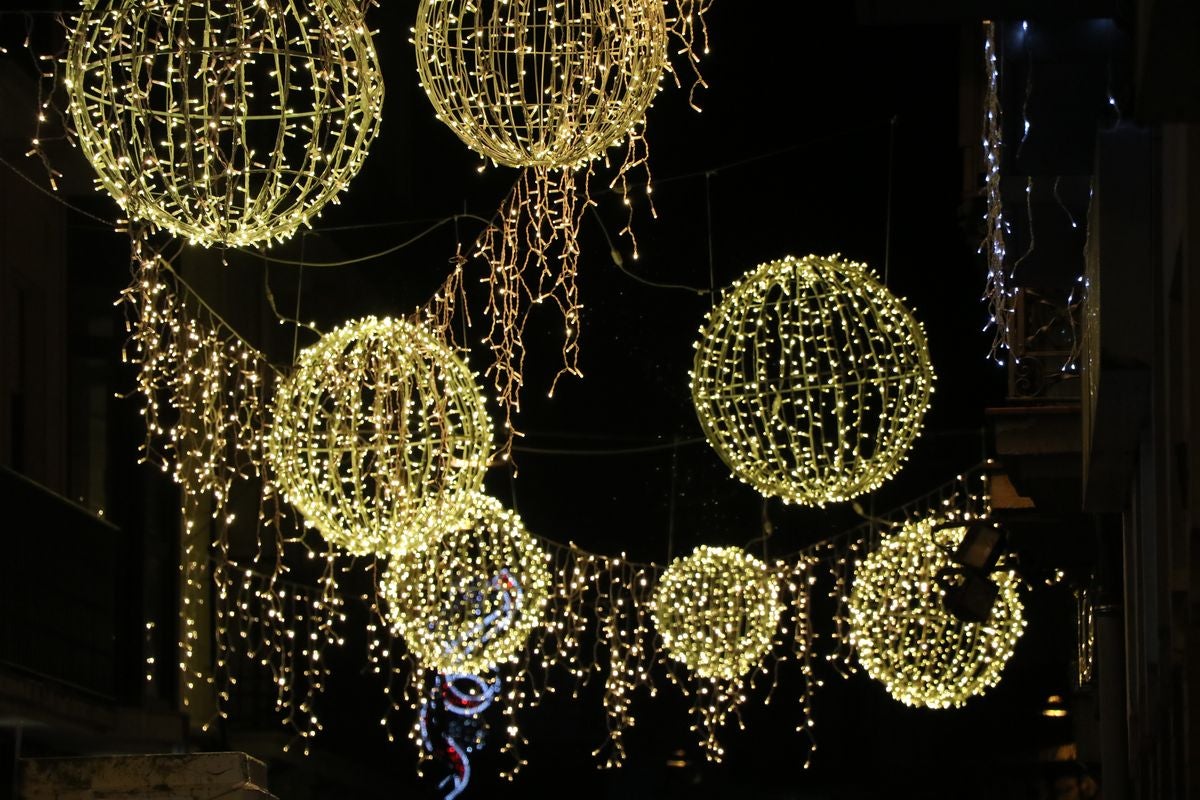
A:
415;0;667;170
120;230;344;749
692;254;936;506
848;514;1026;708
66;0;383;247
380;494;552;674
981;20;1012;360
266;316;494;556
418;0;712;450
118;232;1001;774
652;546;804;761
654;546;782;681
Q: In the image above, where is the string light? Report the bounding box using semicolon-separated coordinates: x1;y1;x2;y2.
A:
380;494;551;674
66;0;384;247
654;546;781;681
118;228;1001;771
653;546;791;761
691;254;936;506
266;316;494;557
415;0;666;169
416;0;711;450
119;229;349;751
981;20;1012;361
848;514;1026;708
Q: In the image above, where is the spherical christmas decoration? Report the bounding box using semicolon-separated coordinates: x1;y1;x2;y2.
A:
66;0;384;247
848;516;1026;708
692;254;935;506
381;494;551;673
266;316;493;556
414;0;668;169
652;546;783;681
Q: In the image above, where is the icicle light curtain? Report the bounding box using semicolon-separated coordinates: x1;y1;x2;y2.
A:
416;0;710;448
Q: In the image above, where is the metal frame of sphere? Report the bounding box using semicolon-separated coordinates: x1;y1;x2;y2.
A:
414;0;668;169
381;493;552;674
266;316;493;557
652;545;783;681
848;515;1026;708
692;254;936;507
66;0;384;247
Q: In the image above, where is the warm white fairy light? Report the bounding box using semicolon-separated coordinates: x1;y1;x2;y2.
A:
848;514;1026;709
380;494;552;675
692;254;936;507
266;316;494;557
414;0;667;170
653;546;781;681
652;545;789;761
66;0;383;247
122;226;989;769
120;228;344;748
416;0;711;449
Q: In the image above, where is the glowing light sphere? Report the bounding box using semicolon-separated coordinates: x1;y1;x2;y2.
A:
849;516;1026;708
381;494;551;674
266;316;493;556
414;0;668;169
66;0;384;247
652;546;783;681
692;254;936;506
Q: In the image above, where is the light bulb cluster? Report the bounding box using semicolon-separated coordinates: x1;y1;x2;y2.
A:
652;546;792;762
692;254;936;506
66;0;384;247
266;315;494;557
380;493;552;674
848;514;1026;709
653;546;781;681
414;0;667;170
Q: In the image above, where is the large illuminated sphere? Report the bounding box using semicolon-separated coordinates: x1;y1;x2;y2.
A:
381;494;551;673
652;546;783;681
414;0;668;169
692;254;935;506
266;317;493;556
848;516;1026;708
66;0;383;247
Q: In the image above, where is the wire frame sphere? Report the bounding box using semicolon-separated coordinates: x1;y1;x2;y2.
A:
848;516;1026;708
266;316;493;557
652;546;783;681
691;254;936;507
66;0;384;247
414;0;668;169
381;494;552;674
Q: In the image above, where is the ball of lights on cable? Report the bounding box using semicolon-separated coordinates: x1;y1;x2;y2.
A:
66;0;383;247
691;254;936;506
266;316;493;557
380;494;551;674
848;516;1026;708
652;546;783;681
413;0;668;169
